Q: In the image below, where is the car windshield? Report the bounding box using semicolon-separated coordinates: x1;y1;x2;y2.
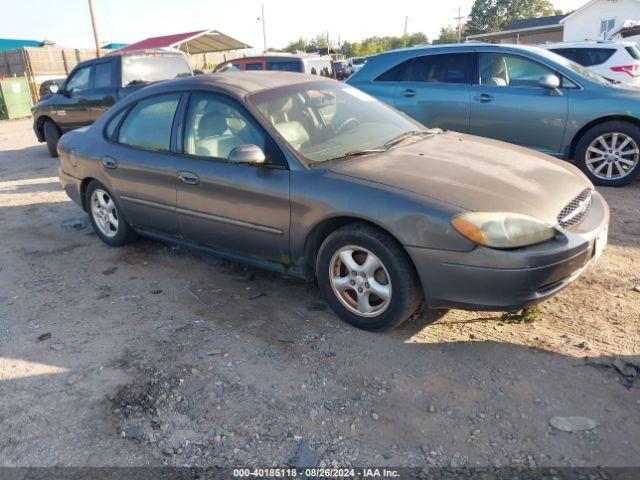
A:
122;55;192;86
352;57;365;65
250;82;427;164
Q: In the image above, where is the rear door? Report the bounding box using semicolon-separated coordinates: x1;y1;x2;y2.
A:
470;51;568;156
101;93;182;235
392;52;473;132
85;59;118;122
175;92;291;263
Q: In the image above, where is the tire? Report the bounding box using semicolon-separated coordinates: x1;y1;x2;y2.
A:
316;223;422;331
85;180;137;247
574;121;640;187
43;120;61;158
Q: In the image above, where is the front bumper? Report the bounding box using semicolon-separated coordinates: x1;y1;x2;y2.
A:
407;191;609;311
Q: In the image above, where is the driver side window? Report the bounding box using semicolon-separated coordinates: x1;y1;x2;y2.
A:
479;53;554;88
183;93;283;165
66;66;91;93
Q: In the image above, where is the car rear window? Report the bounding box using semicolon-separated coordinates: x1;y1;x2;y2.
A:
550;48;616;67
626;45;640;60
122;55;191;86
266;60;302;72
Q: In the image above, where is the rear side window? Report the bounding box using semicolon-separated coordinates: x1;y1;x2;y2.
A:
93;62;113;89
626;45;640;60
105;109;127;139
375;59;412;81
410;53;473;83
118;93;181;151
551;48;616;66
245;63;264;71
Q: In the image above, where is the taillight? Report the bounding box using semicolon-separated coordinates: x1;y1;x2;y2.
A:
611;64;640;77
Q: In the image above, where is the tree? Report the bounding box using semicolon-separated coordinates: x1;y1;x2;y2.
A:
284;38;306;53
466;0;561;35
432;25;464;44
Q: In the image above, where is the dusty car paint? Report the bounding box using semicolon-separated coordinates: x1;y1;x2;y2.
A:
58;72;609;312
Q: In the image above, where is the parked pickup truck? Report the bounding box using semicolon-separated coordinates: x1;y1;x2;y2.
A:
32;50;192;156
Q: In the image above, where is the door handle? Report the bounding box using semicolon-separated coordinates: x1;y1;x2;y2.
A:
102;156;117;169
402;88;417;98
178;171;199;185
473;93;493;103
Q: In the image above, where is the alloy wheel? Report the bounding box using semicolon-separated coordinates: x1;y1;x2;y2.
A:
90;188;119;238
585;132;639;181
329;245;392;317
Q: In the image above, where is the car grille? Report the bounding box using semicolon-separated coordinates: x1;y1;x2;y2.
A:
557;189;592;229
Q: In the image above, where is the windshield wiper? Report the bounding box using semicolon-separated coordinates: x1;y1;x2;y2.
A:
320;149;387;164
384;130;430;149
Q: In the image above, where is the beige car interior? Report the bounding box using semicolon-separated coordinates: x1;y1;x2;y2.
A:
185;102;263;160
481;56;509;86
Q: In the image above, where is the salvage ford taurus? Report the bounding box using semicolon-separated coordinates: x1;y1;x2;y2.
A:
57;72;609;331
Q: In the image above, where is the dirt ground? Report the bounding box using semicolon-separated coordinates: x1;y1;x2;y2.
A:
0;117;639;468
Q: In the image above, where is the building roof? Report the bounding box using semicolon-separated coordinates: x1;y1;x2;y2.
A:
102;42;128;50
466;14;567;40
0;38;41;51
561;0;640;24
117;29;250;55
502;13;569;31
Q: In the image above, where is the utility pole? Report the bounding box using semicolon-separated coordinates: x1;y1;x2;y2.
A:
403;16;408;47
455;6;465;43
87;0;101;57
258;5;267;53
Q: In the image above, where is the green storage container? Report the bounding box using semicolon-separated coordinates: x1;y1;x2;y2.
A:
0;77;32;120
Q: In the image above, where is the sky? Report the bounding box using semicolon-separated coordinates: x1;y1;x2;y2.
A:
3;0;588;52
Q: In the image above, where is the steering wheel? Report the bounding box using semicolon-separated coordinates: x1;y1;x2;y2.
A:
335;117;360;135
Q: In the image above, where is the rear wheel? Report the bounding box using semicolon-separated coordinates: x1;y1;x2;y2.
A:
86;180;137;247
575;121;640;187
316;223;422;331
43;120;61;158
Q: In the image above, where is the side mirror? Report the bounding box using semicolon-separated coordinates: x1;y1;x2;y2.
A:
539;74;560;90
228;144;266;164
49;83;60;94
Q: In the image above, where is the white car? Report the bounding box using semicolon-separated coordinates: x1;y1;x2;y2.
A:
348;57;367;74
541;41;640;86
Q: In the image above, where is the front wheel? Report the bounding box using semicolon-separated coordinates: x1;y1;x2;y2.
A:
43;120;61;158
574;121;640;187
316;223;422;331
86;180;137;247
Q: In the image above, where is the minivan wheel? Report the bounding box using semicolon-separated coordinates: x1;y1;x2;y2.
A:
43;120;61;158
316;223;422;331
575;121;640;187
85;180;137;246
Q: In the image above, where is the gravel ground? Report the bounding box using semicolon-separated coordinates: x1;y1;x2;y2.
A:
0;118;639;468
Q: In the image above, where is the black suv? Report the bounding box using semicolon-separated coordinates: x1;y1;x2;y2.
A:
32;50;192;157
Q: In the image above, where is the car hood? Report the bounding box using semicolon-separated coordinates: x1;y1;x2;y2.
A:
328;131;592;225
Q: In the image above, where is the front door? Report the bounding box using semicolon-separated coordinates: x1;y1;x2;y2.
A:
175;92;291;264
101;93;182;235
470;52;568;156
58;64;93;130
393;52;473;132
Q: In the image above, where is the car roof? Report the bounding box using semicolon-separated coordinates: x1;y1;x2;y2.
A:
541;40;633;49
222;54;331;62
138;71;334;96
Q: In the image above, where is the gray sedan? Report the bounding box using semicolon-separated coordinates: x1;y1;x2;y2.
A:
58;72;609;331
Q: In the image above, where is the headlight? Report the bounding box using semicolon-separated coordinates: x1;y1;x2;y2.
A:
451;212;555;249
